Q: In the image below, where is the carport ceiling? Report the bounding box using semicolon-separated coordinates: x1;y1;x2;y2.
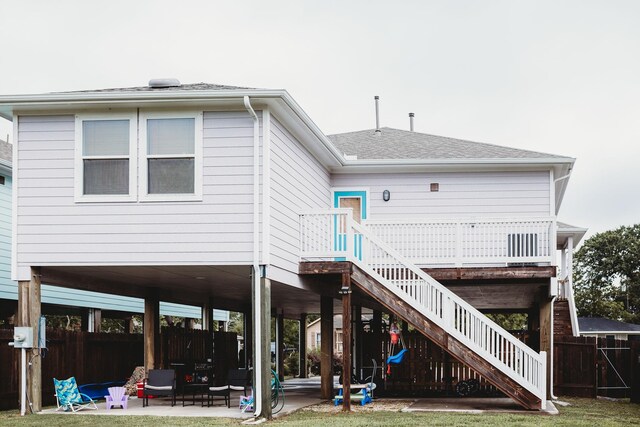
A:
40;265;328;316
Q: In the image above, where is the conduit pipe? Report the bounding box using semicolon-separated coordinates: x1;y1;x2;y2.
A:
243;96;263;416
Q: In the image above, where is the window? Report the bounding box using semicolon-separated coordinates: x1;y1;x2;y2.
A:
140;112;203;201
315;332;321;350
75;113;136;202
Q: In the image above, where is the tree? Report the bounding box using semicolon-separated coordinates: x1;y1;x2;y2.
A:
573;224;640;323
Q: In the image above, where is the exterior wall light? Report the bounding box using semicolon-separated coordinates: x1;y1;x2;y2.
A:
383;190;390;202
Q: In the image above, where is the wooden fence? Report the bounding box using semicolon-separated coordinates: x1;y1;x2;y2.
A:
360;330;498;396
0;328;239;410
554;336;640;398
0;329;143;410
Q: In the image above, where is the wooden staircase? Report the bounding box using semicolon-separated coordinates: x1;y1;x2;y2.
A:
350;264;543;409
300;211;548;410
554;299;574;337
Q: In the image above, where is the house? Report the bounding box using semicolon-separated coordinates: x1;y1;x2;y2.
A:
578;317;640;341
0;80;585;416
306;315;358;356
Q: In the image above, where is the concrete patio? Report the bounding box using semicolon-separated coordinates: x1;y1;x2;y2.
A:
39;378;323;419
39;376;557;418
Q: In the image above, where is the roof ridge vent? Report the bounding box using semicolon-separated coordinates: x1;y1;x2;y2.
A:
148;78;181;88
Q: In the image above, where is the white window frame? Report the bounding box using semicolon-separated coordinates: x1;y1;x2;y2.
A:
74;112;138;203
139;110;203;202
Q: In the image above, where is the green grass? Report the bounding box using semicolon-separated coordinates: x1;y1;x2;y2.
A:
1;398;639;426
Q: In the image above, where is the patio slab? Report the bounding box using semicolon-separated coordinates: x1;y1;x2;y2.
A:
39;383;323;418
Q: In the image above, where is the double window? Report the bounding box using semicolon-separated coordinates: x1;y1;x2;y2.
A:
75;111;202;202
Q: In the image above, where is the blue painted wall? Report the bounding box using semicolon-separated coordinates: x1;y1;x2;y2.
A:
0;171;11;303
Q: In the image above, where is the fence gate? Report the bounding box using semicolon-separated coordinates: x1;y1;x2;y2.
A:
597;339;633;398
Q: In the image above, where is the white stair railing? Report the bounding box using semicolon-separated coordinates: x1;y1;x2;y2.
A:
300;210;547;402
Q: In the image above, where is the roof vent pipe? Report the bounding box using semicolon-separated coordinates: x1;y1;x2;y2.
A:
148;78;181;88
409;112;415;132
374;96;381;133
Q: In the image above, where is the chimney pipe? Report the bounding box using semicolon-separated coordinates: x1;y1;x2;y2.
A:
374;96;381;133
409;112;415;132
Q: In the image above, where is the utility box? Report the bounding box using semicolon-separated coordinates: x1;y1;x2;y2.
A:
13;327;34;348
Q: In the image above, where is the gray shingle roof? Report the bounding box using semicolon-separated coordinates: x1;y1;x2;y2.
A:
578;317;640;333
57;82;256;94
327;127;570;160
0;139;11;162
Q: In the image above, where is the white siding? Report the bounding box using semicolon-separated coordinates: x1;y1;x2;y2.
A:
269;117;331;274
331;171;550;219
15;112;260;271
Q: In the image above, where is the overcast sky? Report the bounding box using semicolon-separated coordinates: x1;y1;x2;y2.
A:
1;0;638;240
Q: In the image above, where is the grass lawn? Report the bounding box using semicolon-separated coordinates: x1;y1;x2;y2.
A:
1;398;638;426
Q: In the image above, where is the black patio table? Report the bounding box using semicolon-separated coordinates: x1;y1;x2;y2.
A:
181;383;208;407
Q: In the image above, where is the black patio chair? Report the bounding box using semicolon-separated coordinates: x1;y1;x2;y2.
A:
207;368;250;408
143;369;176;407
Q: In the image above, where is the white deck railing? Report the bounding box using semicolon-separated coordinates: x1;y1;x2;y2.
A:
299;210;547;402
366;218;555;267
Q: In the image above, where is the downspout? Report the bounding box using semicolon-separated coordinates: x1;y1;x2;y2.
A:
550;295;558;400
244;96;263;415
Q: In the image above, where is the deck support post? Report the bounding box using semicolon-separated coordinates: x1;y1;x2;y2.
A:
252;275;272;420
276;311;285;381
372;309;382;368
354;305;362;378
124;316;134;334
299;313;307;378
320;295;334;400
144;296;160;371
341;271;352;411
17;267;42;412
539;287;553;399
243;309;251;369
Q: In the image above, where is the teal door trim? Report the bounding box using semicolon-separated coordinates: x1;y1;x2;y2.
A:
332;189;368;260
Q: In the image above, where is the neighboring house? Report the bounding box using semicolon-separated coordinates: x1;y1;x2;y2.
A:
0;139;11;315
578;317;640;341
307;315;344;355
0;80;585;413
0;139;226;329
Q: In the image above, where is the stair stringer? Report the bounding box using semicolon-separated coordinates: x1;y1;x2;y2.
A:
350;264;543;410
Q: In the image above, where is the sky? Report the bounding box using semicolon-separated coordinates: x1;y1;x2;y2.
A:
0;0;638;240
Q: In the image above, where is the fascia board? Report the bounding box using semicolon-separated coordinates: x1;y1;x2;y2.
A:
581;330;640;334
331;157;575;174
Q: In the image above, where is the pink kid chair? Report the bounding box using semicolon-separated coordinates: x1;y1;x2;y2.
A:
106;386;128;410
